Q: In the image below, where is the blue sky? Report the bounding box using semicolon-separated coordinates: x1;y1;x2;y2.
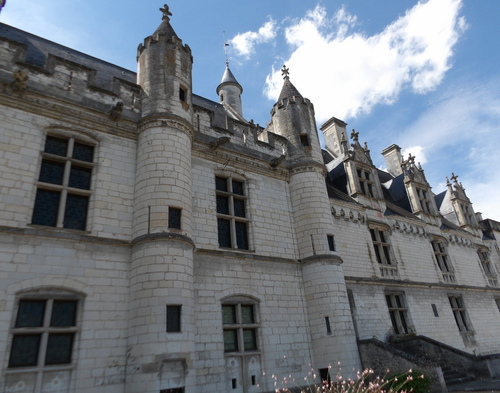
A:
2;0;499;220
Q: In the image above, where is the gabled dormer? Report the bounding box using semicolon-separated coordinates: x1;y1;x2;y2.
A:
334;129;382;203
437;173;480;235
400;153;439;220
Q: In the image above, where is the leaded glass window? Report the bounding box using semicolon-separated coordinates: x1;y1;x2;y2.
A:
215;175;249;250
222;302;258;353
9;298;78;372
32;135;94;231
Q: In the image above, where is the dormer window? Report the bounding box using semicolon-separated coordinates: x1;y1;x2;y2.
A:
461;203;475;226
357;167;375;197
416;187;433;214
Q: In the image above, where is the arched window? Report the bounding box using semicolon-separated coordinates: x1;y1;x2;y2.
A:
4;290;82;393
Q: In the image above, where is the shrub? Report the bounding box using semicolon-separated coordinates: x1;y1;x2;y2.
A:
275;368;422;393
387;370;431;393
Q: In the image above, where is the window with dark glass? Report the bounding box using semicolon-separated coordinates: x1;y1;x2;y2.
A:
222;303;258;353
166;305;182;332
449;296;472;332
431;240;455;283
416;187;432;214
327;235;335;251
8;298;78;369
168;207;182;229
386;293;411;335
478;250;497;280
356;167;375;197
32;135;94;231
215;176;249;250
167;305;182;333
370;228;392;265
300;134;310;147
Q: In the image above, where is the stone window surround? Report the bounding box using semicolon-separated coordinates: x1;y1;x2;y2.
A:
448;294;473;333
477;247;498;287
385;292;412;335
430;237;456;283
415;186;434;214
368;221;398;278
31;130;97;231
221;296;259;355
215;173;250;250
4;289;82;393
355;165;376;198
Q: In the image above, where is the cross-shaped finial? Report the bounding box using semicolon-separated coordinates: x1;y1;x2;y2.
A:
407;153;415;164
450;172;459;183
160;4;172;19
281;65;290;79
350;129;359;142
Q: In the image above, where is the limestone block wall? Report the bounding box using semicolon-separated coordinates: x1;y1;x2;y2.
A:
191;158;297;258
0;232;130;392
349;283;500;355
0;106;137;240
193;253;314;393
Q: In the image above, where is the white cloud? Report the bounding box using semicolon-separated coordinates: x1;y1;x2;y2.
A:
398;78;500;220
261;0;465;123
230;19;277;58
402;145;427;165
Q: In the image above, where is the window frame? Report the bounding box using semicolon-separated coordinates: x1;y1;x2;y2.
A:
31;134;95;231
478;248;498;287
370;227;393;265
416;187;433;214
448;295;473;333
166;305;182;333
356;166;375;198
215;175;250;250
5;291;82;393
431;239;455;283
385;292;411;335
221;299;259;354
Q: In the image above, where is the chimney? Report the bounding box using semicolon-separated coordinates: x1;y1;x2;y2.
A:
382;144;403;177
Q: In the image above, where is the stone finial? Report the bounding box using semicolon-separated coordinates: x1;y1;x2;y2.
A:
350;129;359;142
160;4;172;20
450;172;459;184
281;65;290;80
13;69;29;93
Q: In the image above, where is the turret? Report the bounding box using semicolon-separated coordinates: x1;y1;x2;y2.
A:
270;66;323;165
137;4;193;123
217;64;244;121
129;5;196;392
270;66;361;375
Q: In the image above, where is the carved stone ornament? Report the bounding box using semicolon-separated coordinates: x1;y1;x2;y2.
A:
12;69;29;93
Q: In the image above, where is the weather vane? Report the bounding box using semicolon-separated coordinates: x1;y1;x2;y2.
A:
223;31;230;66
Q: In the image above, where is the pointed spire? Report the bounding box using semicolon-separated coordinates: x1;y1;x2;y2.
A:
220;65;241;88
154;4;178;38
277;65;303;102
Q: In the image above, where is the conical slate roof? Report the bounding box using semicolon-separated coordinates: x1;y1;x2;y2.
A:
278;77;303;102
220;66;239;84
153;5;178;39
217;65;243;93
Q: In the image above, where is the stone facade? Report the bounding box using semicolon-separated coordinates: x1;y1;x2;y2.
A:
0;7;499;393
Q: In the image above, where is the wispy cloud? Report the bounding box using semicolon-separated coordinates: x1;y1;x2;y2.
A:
230;19;277;58
399;77;500;218
258;0;465;123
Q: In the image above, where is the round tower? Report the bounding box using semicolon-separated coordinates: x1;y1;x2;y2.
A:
271;66;360;374
128;6;195;392
216;64;244;119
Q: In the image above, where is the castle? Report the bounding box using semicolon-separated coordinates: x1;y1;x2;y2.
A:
0;5;500;393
